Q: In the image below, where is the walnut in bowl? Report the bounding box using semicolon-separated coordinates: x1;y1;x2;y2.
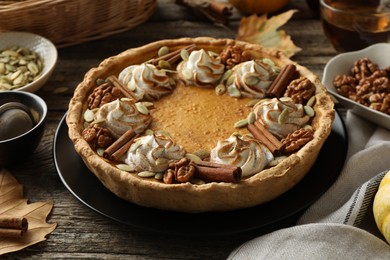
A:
322;43;390;130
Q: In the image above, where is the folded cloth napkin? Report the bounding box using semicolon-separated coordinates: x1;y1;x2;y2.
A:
228;111;390;259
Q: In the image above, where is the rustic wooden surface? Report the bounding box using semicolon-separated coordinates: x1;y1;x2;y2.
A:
3;0;340;259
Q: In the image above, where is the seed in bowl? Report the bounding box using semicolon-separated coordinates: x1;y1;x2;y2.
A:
333;57;390;115
0;45;44;91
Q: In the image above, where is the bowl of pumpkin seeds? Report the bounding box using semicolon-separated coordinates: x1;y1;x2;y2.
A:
0;31;57;92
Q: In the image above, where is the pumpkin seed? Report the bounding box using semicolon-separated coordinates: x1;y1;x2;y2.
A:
129;141;142;153
247;112;256;125
215;84;226;95
304;105;315;117
268;156;287;167
155;172;164;180
244;75;260;86
53;87;69;94
156;158;169;167
303;124;313;131
261;58;275;67
226;74;236;86
158;60;171;70
278;108;289;124
220;69;232;83
208;51;219;57
180;49;190;61
96;148;105;157
138;171;156;178
141;101;154;108
193;149;210;159
245;99;261;107
158;46;169;57
83;109;95;122
228;86;241;98
182;68;193;80
185;153;202;164
0;63;5;74
116;164;134;172
27;62;39;75
13;73;25;85
96;78;106;86
234;118;249;128
145;129;154;135
0;45;44;90
306;95;316;107
279;96;293;103
135;102;149;115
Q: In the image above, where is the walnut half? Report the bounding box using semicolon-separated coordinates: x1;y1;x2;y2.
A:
281;128;314;154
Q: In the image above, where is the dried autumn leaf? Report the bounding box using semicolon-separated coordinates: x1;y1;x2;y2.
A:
0;168;56;255
236;10;302;57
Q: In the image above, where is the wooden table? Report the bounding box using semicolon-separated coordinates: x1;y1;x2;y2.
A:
4;0;339;258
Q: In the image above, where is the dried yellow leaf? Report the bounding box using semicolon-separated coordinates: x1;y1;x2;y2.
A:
0;168;56;255
236;9;302;57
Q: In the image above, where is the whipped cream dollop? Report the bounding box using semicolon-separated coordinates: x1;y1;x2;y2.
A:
125;132;186;172
210;134;274;177
94;99;151;138
253;98;310;139
227;60;279;98
118;63;174;101
177;49;225;87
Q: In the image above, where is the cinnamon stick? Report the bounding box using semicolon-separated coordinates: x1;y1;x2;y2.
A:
196;160;237;169
0;228;25;238
247;121;284;154
0;216;28;238
266;64;297;98
150;44;197;66
106;75;138;101
110;134;140;161
103;129;137;160
195;165;242;183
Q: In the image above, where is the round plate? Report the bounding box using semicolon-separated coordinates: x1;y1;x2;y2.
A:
53;111;347;236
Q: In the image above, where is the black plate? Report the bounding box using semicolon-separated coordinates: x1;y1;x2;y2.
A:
53;111;347;236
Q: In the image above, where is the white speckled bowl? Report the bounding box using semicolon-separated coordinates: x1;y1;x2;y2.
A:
0;31;57;92
322;43;390;130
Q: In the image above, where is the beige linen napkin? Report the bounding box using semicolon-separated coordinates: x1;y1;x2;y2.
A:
228;111;390;259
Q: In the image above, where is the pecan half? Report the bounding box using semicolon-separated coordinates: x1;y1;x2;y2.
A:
281;128;314;154
87;82;124;109
82;124;114;149
163;158;195;184
219;45;250;69
284;77;316;104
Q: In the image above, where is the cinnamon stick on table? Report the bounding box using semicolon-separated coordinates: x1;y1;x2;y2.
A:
0;216;28;238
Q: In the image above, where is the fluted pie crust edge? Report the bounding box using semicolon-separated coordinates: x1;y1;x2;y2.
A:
66;37;335;213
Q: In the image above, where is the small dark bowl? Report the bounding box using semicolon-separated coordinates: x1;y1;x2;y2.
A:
0;91;47;166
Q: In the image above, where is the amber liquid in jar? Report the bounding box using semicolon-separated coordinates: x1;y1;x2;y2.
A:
321;0;390;52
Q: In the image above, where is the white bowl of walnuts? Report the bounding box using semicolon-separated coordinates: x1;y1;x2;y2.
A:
0;31;57;93
322;43;390;130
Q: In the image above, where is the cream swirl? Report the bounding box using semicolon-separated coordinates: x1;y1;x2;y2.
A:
177;49;225;87
210;134;273;177
95;99;151;138
253;98;310;139
118;63;174;101
228;60;278;98
125;133;186;172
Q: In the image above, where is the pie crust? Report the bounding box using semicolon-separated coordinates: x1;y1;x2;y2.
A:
66;37;335;213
